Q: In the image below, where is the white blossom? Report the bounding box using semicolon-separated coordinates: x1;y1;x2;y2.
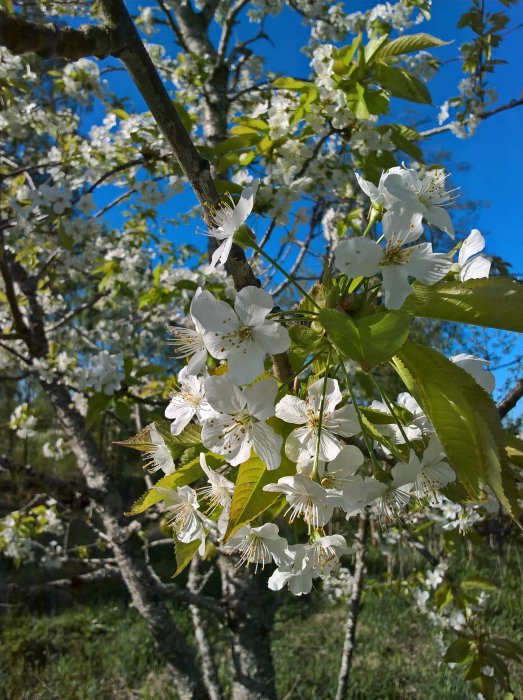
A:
458;229;491;282
206;181;259;270
192;286;290;385
202;375;282;469
275;378;359;464
165;366;215;435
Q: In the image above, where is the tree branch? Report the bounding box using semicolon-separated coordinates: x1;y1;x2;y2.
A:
419;97;523;138
498;378;523;419
0;11;119;60
335;513;368;700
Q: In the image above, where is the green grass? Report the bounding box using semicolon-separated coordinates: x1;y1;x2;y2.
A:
1;544;522;700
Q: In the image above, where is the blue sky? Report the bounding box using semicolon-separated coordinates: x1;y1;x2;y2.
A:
87;0;522;402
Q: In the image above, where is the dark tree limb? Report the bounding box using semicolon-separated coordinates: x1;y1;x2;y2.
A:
0;11;119;60
498;378;523;419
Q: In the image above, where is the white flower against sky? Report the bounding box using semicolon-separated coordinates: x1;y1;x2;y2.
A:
155;485;213;555
202;375;282;469
225;523;290;569
207;180;259;270
380;166;456;238
263;474;336;529
165;366;215;436
197;453;234;514
168;288;209;375
356;170;397;208
450;353;495;393
143;424;175;475
458;229;491;281
191;286;290;385
275;378;360;464
334;236;452;310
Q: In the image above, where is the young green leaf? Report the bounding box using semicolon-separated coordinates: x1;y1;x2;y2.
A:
392;342;519;517
402;277;523;332
319;308;411;370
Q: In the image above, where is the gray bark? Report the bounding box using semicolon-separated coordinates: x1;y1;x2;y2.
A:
188;557;225;700
219;556;277;700
335;513;368;700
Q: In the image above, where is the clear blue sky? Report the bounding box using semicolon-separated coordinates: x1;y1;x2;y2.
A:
86;0;523;402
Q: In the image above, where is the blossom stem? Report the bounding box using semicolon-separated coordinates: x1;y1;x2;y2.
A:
311;350;332;482
368;373;416;452
277;351;323;396
338;358;382;473
252;243;321;310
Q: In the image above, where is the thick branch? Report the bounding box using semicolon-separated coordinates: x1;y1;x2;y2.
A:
498;378;523;419
0;11;119;60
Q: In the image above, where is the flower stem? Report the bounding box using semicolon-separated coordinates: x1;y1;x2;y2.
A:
311;349;332;482
252;243;321;310
338;357;382;473
368;373;416;453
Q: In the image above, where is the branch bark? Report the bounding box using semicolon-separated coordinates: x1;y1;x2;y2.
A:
188;557;225;700
335;513;368;700
218;554;277;700
0;11;119;60
497;378;523;419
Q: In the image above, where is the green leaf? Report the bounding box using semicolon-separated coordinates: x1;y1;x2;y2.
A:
125;455;208;516
375;33;450;59
375;63;432;104
174;538;200;577
444;637;472;664
392;342;519;517
224;419;295;541
319;308;411;370
402;277;523;332
461;577;498;592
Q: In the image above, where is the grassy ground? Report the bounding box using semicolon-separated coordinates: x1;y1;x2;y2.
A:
1;543;521;700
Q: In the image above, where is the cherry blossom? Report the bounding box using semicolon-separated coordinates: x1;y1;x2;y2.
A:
458;229;491;281
191;286;290;385
144;425;175;475
263;475;337;528
165;367;215;436
207;180;259;270
155;485;213;555
201;375;282;469
198;453;234;514
168;288;210;375
275;378;360;463
450;353;495;393
225;523;290;569
334;236;453;310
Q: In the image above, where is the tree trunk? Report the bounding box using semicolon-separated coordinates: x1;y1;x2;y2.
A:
42;379;209;700
335;513;368;700
218;555;277;700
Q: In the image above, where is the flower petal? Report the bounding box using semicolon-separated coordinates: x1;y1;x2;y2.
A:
234;285;273;326
252;421;282;470
334;237;384;278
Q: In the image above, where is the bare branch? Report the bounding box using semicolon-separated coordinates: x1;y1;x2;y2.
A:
498;378;523;419
420;97;523;138
188;557;225;700
0;11;119;60
335;513;368;700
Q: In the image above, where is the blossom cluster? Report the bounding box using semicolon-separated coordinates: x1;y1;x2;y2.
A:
141;167;497;595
